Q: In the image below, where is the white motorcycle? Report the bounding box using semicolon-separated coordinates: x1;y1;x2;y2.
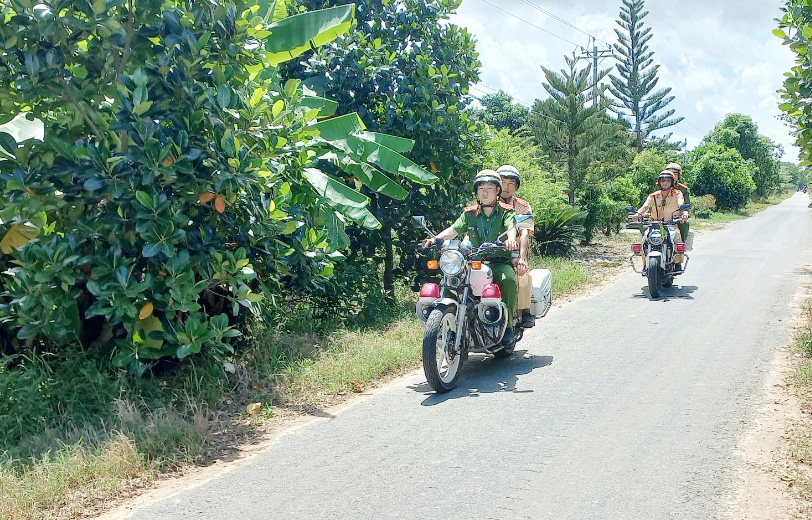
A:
414;216;551;393
626;204;691;298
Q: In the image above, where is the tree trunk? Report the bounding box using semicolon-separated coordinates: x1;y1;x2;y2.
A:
383;224;395;298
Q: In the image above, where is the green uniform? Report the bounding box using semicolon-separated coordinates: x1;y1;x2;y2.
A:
675;183;691;241
451;202;517;321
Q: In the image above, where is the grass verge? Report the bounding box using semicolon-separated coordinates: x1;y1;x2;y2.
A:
789;301;812;501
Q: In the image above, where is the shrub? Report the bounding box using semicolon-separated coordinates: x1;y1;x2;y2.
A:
691;143;755;211
691;194;717;218
533;206;586;257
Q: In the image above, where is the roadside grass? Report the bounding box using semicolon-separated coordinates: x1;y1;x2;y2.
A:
0;253;593;520
692;192;795;229
789;301;812;500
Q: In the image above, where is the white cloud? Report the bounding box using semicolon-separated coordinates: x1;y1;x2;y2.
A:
450;0;799;161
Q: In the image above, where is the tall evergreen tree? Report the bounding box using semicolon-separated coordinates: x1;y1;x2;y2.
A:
609;0;683;151
529;55;615;205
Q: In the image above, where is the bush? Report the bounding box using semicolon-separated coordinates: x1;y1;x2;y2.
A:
0;2;431;373
691;194;717;218
533;207;586;257
691;143;755;211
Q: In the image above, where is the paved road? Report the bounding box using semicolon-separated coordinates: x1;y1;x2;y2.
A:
125;194;812;520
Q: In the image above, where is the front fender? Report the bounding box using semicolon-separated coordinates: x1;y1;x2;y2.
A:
646;251;662;259
432;298;460;312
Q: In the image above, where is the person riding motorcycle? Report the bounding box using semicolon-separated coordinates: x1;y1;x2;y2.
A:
497;164;535;329
422;169;520;346
664;162;691;245
634;170;689;269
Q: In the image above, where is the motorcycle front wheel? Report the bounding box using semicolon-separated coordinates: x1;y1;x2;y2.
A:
423;308;464;392
647;256;662;298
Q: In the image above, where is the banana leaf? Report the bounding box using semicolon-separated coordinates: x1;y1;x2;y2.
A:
304;167;381;229
265;5;356;66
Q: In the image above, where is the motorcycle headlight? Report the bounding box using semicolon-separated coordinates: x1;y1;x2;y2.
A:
648;231;662;246
439;250;465;276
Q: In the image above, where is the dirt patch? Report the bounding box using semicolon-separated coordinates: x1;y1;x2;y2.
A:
726;284;812;519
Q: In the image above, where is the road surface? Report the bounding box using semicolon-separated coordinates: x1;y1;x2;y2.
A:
124;193;812;520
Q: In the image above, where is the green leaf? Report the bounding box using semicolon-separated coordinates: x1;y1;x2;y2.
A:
301;95;339;117
303;167;380;228
265;5;356;66
135;190;153;209
356;131;414;153
773;28;787;38
0;132;16;157
328;152;408;200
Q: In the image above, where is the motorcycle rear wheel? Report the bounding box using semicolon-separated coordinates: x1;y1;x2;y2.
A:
423;308;464;392
647;257;662;298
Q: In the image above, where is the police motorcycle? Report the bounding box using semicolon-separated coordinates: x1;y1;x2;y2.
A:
626;204;691;298
413;215;551;393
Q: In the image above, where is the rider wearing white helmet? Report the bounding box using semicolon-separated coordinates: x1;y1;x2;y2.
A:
497;164;535;328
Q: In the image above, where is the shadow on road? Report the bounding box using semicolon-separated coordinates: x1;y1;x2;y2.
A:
412;352;553;406
632;284;699;301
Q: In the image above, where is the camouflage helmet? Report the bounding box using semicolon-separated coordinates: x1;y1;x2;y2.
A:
473;169;502;195
496;164;521;189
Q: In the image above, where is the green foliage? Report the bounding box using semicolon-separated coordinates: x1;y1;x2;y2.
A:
627;148;667;203
691;194;717;218
776;3;812;165
533;206;586;257
0;1;433;373
471;90;529;132
285;0;485;292
577;177;637;243
704;113;782;197
530;54;618;205
691;143;755;211
608;0;683;151
483;127;568;216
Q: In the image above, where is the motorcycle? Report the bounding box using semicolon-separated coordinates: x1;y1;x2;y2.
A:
626;204;691;298
413;216;552;393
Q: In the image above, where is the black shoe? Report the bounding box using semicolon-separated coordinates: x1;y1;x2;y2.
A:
521;311;535;328
501;326;516;346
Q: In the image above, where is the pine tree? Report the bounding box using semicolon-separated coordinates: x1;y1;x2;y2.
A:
609;0;683;151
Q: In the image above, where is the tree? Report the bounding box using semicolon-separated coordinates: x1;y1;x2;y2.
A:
0;1;433;372
691;143;755;211
609;0;683;151
285;0;485;295
776;2;812;165
472;90;529;132
704;114;782;197
529;54;614;205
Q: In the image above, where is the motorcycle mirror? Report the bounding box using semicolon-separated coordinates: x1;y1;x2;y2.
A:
412;215;435;236
678;203;691;211
625;205;635;212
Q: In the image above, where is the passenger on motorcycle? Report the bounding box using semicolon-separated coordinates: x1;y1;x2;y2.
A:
665;162;691;244
634;170;689;268
497;164;535;329
422;169;520;346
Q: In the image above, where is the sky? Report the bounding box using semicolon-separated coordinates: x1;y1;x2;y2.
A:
449;0;800;163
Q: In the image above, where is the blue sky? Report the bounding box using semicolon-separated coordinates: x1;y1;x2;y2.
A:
450;0;800;162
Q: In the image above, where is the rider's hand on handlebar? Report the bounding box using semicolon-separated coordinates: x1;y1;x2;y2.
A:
421;237;435;249
680;213;690;223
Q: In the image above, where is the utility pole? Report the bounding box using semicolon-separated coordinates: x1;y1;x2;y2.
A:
581;36;613;107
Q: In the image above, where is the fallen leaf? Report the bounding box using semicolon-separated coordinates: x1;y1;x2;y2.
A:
351;381;364;393
246;402;262;415
139;302;154;320
199;191;215;203
214;195;226;214
0;223;39;254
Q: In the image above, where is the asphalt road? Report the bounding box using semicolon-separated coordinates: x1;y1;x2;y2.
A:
125;193;812;520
